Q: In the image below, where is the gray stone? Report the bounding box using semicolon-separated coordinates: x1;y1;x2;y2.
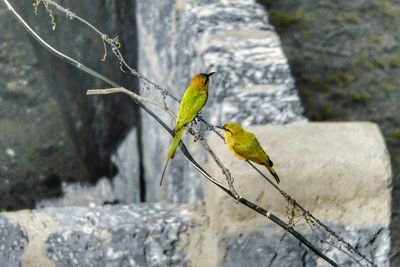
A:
220;224;316;267
220;224;388;267
38;130;141;207
37;178;116;208
0;1;140;209
2;2;393;266
0;2;90;210
111;129;141;204
0;138;392;267
206;122;391;266
0;216;27;267
136;0;305;203
3;204;191;267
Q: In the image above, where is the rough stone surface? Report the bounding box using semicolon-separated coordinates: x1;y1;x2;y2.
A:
206;122;391;266
0;1;89;210
37;131;140;207
2;204;191;267
220;224;315;267
220;224;388;267
0;1;140;209
136;0;305;203
0;216;27;267
1;2;394;267
37;178;117;208
0;125;392;267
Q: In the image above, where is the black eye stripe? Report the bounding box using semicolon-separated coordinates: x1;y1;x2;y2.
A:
205;76;209;85
223;127;233;134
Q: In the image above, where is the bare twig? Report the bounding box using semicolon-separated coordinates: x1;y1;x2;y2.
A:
245;160;375;266
2;0;374;266
87;88;176;120
87;88;240;200
2;2;337;264
44;0;180;103
86;89;337;267
201;110;374;267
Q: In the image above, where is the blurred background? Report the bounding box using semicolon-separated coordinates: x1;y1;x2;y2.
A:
0;0;398;266
261;2;399;264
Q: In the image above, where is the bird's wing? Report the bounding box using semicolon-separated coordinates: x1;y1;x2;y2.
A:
232;132;270;165
175;87;207;131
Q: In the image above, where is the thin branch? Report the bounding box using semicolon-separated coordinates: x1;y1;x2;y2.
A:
32;10;371;265
203;119;374;266
44;0;181;103
190;129;240;200
0;5;337;262
85;89;337;266
87;88;240;200
87;88;176;120
245;161;374;266
179;142;338;266
2;1;373;266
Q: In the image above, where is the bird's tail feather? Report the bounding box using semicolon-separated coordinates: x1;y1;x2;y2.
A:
266;165;280;184
159;128;184;186
168;128;184;159
159;160;170;186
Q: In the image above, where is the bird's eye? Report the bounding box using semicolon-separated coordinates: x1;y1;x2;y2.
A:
205;76;209;85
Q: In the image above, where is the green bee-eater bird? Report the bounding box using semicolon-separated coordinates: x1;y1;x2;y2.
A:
217;122;280;184
159;72;215;186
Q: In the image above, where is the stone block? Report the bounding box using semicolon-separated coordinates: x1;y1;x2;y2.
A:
205;122;391;266
0;121;392;267
1;204;192;267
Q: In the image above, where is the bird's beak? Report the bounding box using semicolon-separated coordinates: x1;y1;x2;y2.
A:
215;125;232;134
207;72;216;77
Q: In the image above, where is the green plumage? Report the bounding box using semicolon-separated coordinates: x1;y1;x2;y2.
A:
232;131;270;164
160;73;212;186
223;122;280;184
169;83;208;157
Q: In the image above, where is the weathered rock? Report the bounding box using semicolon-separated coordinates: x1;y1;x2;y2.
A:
206;122;391;266
0;216;27;267
2;204;191;267
0;1;140;209
0;122;393;267
219;223;388;267
0;2;89;210
136;0;305;203
2;2;393;266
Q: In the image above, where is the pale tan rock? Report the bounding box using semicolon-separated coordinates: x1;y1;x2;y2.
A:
205;122;392;230
6;211;58;267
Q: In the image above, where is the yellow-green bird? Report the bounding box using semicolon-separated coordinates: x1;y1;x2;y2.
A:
217;122;280;184
160;72;215;186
